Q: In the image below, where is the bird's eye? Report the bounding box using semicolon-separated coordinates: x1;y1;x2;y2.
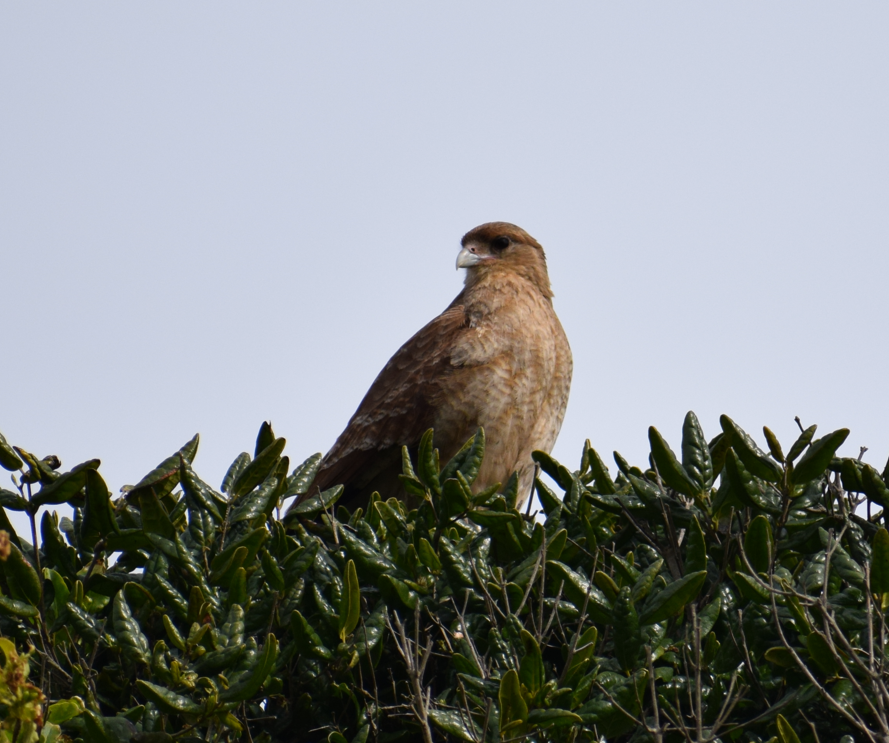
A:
492;236;511;251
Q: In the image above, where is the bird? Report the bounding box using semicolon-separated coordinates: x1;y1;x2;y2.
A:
293;222;572;512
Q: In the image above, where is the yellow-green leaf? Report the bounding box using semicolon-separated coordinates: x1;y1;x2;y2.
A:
498;669;528;732
776;713;802;743
338;560;361;641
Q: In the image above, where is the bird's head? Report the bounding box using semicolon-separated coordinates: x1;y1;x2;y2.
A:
456;222;553;298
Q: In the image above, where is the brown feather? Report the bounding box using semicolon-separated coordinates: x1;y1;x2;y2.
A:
291;222;572;512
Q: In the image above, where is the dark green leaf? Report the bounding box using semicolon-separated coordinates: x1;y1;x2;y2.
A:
862;464;889;508
720;415;783;482
42;510;77;579
744;515;773;574
136;680;202;715
31;459;100;507
129;435;198;501
587;446;616;494
684;515;707;575
138;489;176;541
338;527;397;581
457;427;486;484
526;709;583;727
179;457;223;522
0;594;39;617
282;452;323;501
0;489;27;510
2;542;41;606
805;631;840;677
649;426;700;498
791;429;849;486
417;537;441;572
113;590;150;666
291;610;332;660
532;450;573;490
285;485;343;520
639;570;706;624
254;421;275;458
546;560;612;624
233;437;286;498
0;431;23;471
681;411;713;490
416;428;441;496
708;432;732;479
613;587;641;672
222;452;251;495
724;449;779;514
428;709;481;741
870;528;889;594
218;633;278;702
81;469;118;550
786;424;817;464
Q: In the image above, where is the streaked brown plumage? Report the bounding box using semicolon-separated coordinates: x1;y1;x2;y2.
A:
294;222;572;511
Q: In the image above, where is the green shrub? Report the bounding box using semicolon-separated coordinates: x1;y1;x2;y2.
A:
0;414;886;742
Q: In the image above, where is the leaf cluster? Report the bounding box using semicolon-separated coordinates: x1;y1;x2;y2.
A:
0;415;887;742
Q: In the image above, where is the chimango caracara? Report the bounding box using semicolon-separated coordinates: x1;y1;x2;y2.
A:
294;222;572;511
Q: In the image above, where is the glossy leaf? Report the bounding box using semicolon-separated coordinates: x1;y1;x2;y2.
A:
805;631;840;677
282;452;323;500
684;515;707;575
113;590;150;666
519;630;544;698
218;633;279;703
498;669;528;732
613;587;641;672
720;415;782;482
286;485;344;519
2;542;41;606
0;431;23;471
291;610;333;660
587;446;616;494
81;469;118;550
763;426;785;463
681;411;713;490
862;464;889;507
138;489;176;541
31;459;100;507
129;434;198;501
639;570;706;624
791;429;849;485
786;424;817;464
232;436;286;498
136;680;202;715
428;709;481;742
649;426;700;498
546;560;612;624
338;560;361;641
744;515;773;574
416;428;441;495
45;697;86;725
776;714;803;743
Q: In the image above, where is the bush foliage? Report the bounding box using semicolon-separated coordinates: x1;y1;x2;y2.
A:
1;414;889;742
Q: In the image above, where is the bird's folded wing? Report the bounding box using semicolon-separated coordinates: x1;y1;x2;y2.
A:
311;303;474;494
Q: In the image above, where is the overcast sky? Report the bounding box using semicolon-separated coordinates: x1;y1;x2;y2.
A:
2;3;887;535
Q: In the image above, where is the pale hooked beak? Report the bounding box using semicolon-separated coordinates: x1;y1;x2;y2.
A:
456;247;491;269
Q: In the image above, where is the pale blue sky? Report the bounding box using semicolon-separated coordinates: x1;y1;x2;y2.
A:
2;3;887;534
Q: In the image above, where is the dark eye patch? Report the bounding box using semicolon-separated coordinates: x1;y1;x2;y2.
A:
492;236;511;251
